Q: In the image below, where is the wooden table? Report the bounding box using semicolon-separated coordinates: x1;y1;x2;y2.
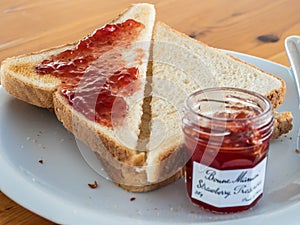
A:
0;0;299;224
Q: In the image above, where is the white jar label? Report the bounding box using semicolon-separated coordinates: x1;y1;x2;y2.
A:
191;157;267;208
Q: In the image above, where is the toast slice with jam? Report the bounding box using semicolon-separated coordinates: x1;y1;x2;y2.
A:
0;3;180;192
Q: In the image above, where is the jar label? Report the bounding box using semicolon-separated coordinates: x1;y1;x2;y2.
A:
191;158;267;207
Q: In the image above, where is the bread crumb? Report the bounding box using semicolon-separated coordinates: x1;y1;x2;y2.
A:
88;180;98;189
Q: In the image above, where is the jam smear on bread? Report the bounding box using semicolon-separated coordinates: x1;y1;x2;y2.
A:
36;19;144;127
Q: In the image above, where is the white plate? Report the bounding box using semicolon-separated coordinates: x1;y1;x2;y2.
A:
0;50;300;225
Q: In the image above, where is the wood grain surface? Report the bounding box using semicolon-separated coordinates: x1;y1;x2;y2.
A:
1;0;300;224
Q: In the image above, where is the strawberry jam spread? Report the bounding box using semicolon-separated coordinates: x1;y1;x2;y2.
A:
183;88;274;213
35;19;144;127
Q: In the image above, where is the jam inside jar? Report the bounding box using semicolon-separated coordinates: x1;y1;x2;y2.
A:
182;87;274;213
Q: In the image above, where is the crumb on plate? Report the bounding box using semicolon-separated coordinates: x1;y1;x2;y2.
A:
88;180;98;189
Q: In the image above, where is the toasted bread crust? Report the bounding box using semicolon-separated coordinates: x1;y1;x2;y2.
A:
0;45;72;108
226;53;286;109
1;62;58;108
118;169;183;192
272;111;293;139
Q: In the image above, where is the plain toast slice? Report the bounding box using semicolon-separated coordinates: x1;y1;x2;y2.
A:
144;22;292;183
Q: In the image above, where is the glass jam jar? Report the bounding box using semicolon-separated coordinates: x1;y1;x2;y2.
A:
182;87;274;213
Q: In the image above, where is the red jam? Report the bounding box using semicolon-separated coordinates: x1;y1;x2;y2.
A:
35;19;144;127
182;88;274;213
